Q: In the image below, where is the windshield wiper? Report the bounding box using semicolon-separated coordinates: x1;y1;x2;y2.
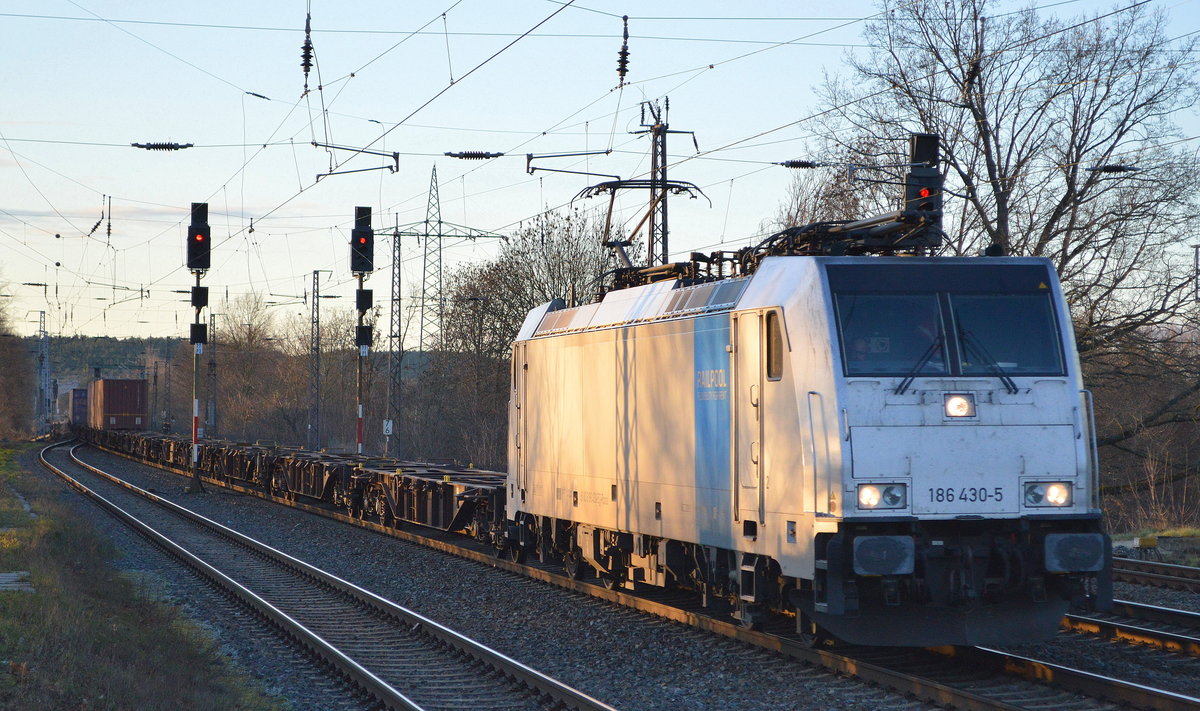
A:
894;337;942;395
959;329;1018;394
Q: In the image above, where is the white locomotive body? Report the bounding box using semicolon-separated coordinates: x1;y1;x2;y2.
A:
506;255;1110;646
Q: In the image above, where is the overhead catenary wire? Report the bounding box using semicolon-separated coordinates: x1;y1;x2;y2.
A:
3;0;1192;338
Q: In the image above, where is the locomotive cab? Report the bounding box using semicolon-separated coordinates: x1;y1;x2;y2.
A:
793;257;1111;645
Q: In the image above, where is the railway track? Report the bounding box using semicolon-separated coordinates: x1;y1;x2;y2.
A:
39;441;618;711
72;439;1200;711
1113;557;1200;592
1063;601;1200;657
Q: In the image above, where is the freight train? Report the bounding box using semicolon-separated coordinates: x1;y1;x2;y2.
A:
76;135;1113;647
78;253;1113;647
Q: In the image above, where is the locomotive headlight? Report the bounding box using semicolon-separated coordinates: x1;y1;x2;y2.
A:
859;485;881;508
857;483;907;510
943;393;976;418
1045;483;1071;506
1024;481;1072;507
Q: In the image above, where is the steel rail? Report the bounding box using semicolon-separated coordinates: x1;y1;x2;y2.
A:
1061;611;1200;657
78;441;1022;709
1111;599;1200;630
38;441;422;711
76;440;1200;710
44;441;619;711
965;646;1200;711
1113;558;1200;592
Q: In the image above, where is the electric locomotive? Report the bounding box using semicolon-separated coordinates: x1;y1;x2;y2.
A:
502;136;1111;647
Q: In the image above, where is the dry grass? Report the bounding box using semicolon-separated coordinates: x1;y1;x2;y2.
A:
0;444;287;710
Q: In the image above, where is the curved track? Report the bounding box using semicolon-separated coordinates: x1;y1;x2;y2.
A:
73;439;1200;711
39;441;618;711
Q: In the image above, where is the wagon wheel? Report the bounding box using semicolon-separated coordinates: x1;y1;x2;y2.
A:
370;486;393;526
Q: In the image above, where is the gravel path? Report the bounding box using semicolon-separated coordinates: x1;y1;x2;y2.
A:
33;445;934;711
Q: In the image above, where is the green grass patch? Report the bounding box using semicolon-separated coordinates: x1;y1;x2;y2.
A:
0;444;288;710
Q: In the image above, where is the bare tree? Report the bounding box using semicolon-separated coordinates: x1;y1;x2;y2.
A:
804;0;1200;446
0;290;33;438
441;207;629;359
401;206;627;467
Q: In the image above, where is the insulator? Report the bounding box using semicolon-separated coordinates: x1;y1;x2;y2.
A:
301;13;314;77
445;151;504;160
617;15;630;84
778;160;821;169
1085;164;1139;173
131;142;194;151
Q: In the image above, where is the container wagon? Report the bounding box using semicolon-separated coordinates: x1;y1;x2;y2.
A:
88;379;148;431
69;388;89;427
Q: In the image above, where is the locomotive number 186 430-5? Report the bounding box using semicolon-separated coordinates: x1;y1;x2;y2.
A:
928;486;1004;503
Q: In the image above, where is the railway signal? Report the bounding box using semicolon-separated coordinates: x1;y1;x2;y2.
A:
185;201;211;494
350;206;374;273
904;134;942;232
187;203;212;271
350;206;375;454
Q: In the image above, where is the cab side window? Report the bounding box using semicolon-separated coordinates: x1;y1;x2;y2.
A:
766;311;783;380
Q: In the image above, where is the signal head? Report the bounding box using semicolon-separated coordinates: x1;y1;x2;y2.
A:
350;206;374;273
187;224;212;271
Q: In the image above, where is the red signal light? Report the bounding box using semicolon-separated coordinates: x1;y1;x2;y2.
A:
194;233;205;242
918;187;932;198
358;236;367;244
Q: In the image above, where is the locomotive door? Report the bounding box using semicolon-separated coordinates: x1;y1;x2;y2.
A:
732;311;765;525
512;343;527;493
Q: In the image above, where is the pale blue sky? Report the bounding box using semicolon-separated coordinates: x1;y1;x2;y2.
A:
1;0;1196;340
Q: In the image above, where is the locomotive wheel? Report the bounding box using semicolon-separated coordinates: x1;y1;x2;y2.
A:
562;548;589;580
491;542;522;562
599;571;627;590
797;611;832;648
734;599;765;631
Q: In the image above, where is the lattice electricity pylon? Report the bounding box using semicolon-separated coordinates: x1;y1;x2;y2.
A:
420;166;443;353
35;311;50;436
386;166;503;457
307;270;322;450
392;166;504;354
206;312;217;439
387;224;404;458
630;98;698;266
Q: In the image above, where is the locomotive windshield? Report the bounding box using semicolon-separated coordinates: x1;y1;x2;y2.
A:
837;294;947;376
951;294;1063;375
827;263;1066;378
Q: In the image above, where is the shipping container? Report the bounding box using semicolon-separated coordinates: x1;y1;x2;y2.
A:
88;379;148;431
70;388;88;426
